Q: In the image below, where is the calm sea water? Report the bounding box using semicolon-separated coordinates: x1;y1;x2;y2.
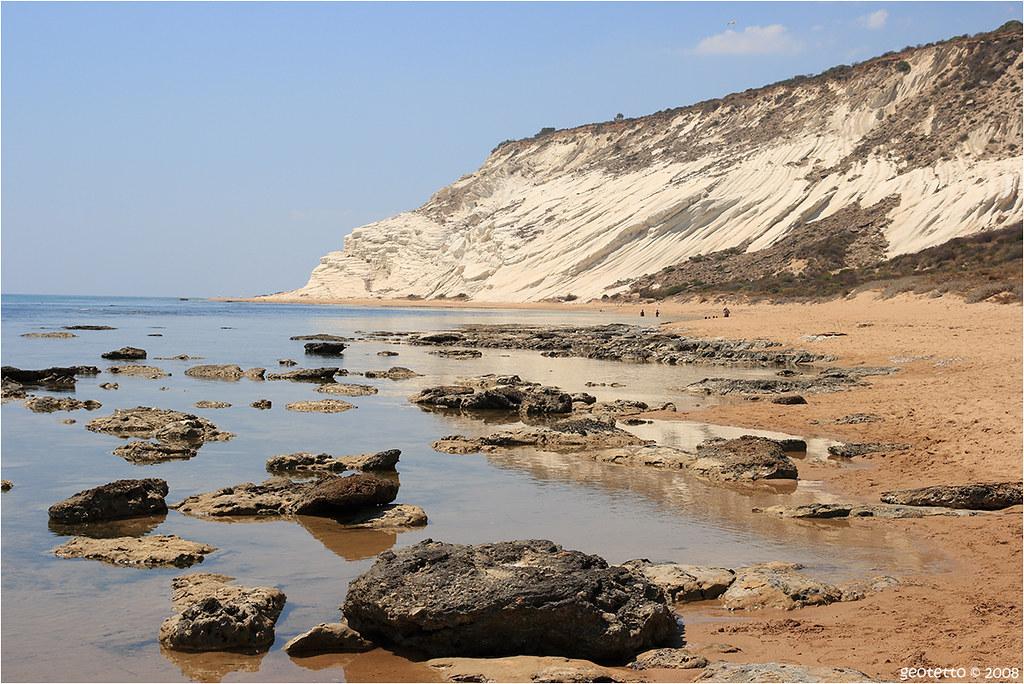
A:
1;295;947;682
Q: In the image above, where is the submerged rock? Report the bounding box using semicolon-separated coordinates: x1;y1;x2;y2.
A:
696;662;873;682
265;367;342;382
434;417;649;454
99;382;119;390
265;449;400;474
107;365;169;379
48;478;169;523
304;342;347;356
53;534;215;568
283;621;373;656
623;560;736;602
24;396;102;413
278;358;298;366
342;538;677;660
194;400;231;409
286;399;355;413
317;383;378;396
880;482;1022;510
158;573;286;653
691;437;798;482
719;563;843;611
102;346;147;360
363;366;420;380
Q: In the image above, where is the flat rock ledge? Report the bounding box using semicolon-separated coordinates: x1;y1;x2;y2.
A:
48;478;169;523
342;538;678;660
88;406;234;463
2;365;100;390
317;383;378;396
696;661;874;682
362;366;420;380
158;573;286;653
755;503;979;519
53;534;215;568
411;376;572;416
283;620;372;656
828;442;911;457
265;367;342;382
22;331;76;338
880;482;1022;510
24;396;102;413
434;417;650;454
687;366;898;397
102;346;147;360
194;400;231;409
266;449;400;474
107;365;169;379
286;399;355;413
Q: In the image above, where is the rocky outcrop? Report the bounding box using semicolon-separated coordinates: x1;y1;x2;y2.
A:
285;399;355;413
411;379;572;416
265;367;342;382
623;560;735;602
265;449;400;474
87;406;233;442
283;621;373;656
342;539;677;660
107;365;168;378
2;365;100;390
687;368;898;396
880;482;1022;510
719;563;842;611
114;441;199;463
53;535;215;568
158;573;286;653
434;417;649;454
317;383;378;396
304;342;347;356
690;437;798;482
696;662;873;682
24;396;102;413
629;648;709;670
173;478;302;517
102;347;146;360
251;399;272;409
48;478;169;523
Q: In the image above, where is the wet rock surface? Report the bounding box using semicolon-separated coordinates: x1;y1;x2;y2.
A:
286;399;356;413
342;538;678;660
53;534;216;567
880;481;1022;510
434;417;650;454
304;342;347;356
691;437;798;482
99;382;119;390
158;573;286;653
265;367;342;382
102;346;147;360
173;478;303;517
316;383;378;396
48;478;169;523
339;503;428;529
432;348;483;359
828;442;911;457
266;449;400;474
754;502;978;519
695;661;873;682
24;396;102;413
107;365;169;379
283;621;373;656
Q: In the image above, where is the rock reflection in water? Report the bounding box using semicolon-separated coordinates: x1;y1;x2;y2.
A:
47;513;167;539
289;648;442;683
160;645;267;683
295;515;398;561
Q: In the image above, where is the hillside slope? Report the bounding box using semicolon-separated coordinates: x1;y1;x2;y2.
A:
276;24;1023;303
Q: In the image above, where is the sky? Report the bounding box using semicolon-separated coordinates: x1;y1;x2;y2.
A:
2;1;1019;298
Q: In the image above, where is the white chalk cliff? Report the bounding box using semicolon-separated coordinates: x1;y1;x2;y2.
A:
279;25;1023;302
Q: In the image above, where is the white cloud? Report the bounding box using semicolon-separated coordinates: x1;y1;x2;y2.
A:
692;24;802;56
859;9;889;30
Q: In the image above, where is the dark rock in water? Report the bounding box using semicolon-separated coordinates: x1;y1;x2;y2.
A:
695;662;873;682
755;502;977;519
107;365;168;379
24;396;102;413
251;399;272;410
880;482;1022;510
774;439;807;452
278;358;298;366
265;367;342;382
291;334;349;342
2;365;100;390
99;382;119;390
771;394;807;405
1;480;13;491
48;478;169;523
102;347;147;360
377;350;399;357
828;442;910;457
411;381;572;416
159;573;286;653
283;621;373;656
433;349;483;359
290;474;398;516
363;366;420;380
343;539;677;660
114;441;199;464
2;379;26;399
63;325;116;330
266;449;400;474
305;342;347;356
692;437;798;482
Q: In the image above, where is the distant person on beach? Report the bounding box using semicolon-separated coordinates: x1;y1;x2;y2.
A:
640;308;645;317
655;309;660;318
723;307;731;318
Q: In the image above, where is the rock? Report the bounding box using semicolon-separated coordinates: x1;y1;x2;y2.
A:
291;334;348;342
771;394;807;405
342;539;677;660
266;449;400;474
317;383;378;396
834;413;881;424
411;381;572;416
107;365;168;379
433;349;483;359
2;365;100;389
363;366;420;379
427;656;641;683
251;399;272;409
158;573;286;653
244;367;266;380
53;534;215;567
185;364;244;381
691;437;798;482
99;382;119;390
290;474;399;516
880;482;1022;510
62;418;77;424
828;442;911;457
286;399;355;413
774;439;807;452
155;354;203;360
837;575;901;601
1;480;13;491
278;358;298;366
305;342;347;356
434;417;650;454
719;563;843;610
22;331;76;338
24;396;102;412
754;503;978;519
623;560;735;602
570;392;597;404
113;441;199;463
377;350;399;356
591;444;693;469
265;367;342;382
530;663;630;682
194;401;231;409
2;379;26;399
339;503;427;529
283;621;373;656
48;479;169;523
629;648;709;670
173;479;304;517
696;662;873;682
63;325;116;330
87;406;232;443
102;346;147;360
586;400;651;418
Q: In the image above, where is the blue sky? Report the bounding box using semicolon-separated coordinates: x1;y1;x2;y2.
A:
2;1;1019;297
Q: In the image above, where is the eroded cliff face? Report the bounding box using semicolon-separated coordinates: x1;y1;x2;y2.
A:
281;26;1022;303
